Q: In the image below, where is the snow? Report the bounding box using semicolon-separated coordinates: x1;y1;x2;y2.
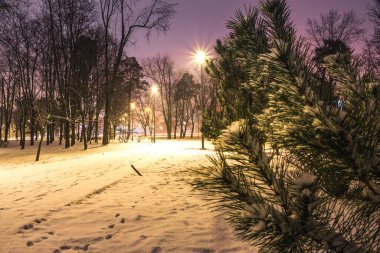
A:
242;203;267;220
301;188;312;197
228;120;244;135
0;140;258;253
294;172;316;187
217;120;246;148
249;221;266;233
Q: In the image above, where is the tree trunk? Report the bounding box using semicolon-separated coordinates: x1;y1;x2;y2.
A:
173;104;178;139
166;124;171;139
71;122;76;146
35;127;45;162
102;93;111;145
95;113;99;143
3;108;12;143
191;118;195;138
77;123;81;141
59;122;63;145
21;118;26;150
4;117;9;143
173;117;177;139
113;124;117;140
183;123;188;138
15;123;19;141
50;123;55;143
166;113;172;139
46;123;50;145
30;110;35;146
35;126;38;141
64;120;70;148
19;115;23;146
82;116;87;150
87;115;93;144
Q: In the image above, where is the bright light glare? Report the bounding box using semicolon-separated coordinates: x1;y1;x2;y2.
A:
130;102;136;110
152;84;158;94
195;50;207;64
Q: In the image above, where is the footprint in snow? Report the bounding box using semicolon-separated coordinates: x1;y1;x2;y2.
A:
59;245;72;250
151;246;162;253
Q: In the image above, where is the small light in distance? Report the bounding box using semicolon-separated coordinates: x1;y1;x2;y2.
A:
152;84;158;94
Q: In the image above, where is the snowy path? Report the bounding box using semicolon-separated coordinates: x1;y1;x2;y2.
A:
0;140;257;253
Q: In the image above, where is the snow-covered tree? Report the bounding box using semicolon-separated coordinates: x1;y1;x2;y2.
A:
197;0;380;252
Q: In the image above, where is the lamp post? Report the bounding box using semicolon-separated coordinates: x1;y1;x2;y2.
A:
145;107;151;137
130;102;135;141
151;84;158;143
195;50;207;150
123;113;127;142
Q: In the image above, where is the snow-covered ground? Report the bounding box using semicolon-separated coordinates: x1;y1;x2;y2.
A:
0;140;257;253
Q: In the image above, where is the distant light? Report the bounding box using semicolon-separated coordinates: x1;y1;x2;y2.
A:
152;84;158;94
145;108;151;112
130;102;136;110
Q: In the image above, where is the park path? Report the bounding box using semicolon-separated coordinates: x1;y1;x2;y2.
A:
0;140;257;253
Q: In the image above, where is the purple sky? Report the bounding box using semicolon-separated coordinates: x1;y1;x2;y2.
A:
129;0;377;70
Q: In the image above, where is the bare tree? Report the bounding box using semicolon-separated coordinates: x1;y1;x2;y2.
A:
100;0;176;145
174;72;197;139
362;6;380;81
135;95;152;137
307;9;365;47
0;0;175;160
142;55;183;139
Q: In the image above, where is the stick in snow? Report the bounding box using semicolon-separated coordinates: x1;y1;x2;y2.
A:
131;165;143;176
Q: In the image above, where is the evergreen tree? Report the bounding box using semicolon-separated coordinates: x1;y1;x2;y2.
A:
207;6;270;125
196;0;380;252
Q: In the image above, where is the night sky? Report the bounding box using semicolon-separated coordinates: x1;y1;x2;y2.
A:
130;0;378;70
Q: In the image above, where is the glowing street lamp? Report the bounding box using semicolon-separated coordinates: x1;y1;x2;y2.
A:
195;50;206;65
130;102;135;141
194;50;208;149
151;84;158;143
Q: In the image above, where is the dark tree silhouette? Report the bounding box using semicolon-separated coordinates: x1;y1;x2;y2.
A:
307;9;365;47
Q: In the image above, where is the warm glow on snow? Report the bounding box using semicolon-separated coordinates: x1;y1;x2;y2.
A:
0;140;257;252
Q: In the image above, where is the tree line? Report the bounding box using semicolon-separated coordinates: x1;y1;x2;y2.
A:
0;1;211;158
0;1;216;157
